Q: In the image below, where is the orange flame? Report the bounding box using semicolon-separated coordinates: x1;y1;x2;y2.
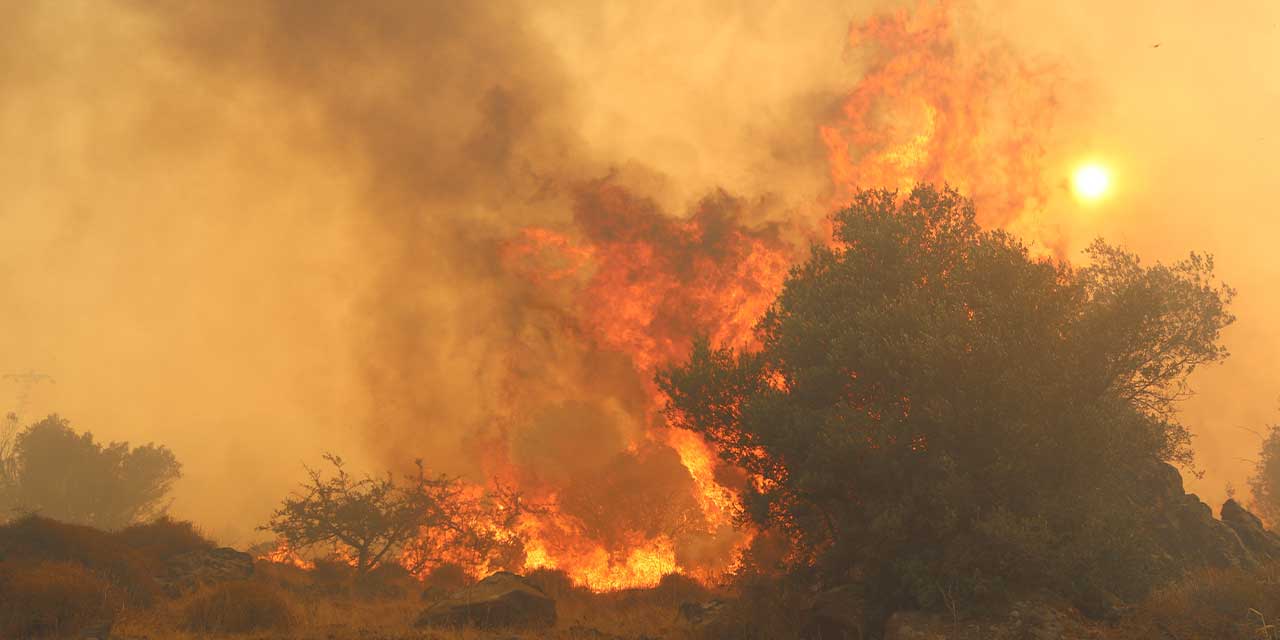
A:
269;1;1072;592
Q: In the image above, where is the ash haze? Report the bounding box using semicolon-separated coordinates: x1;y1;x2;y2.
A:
1;0;1277;549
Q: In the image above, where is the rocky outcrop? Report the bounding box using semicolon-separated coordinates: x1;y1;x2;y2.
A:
1221;498;1280;562
415;571;556;630
161;547;254;595
1143;461;1255;571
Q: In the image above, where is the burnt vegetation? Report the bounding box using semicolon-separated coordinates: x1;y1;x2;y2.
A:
3;185;1278;640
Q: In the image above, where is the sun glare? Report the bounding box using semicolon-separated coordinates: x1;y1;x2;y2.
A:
1073;163;1111;201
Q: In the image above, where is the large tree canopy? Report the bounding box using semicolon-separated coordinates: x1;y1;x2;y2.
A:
660;185;1234;609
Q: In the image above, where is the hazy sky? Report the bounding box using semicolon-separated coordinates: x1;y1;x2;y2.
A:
1;0;1277;542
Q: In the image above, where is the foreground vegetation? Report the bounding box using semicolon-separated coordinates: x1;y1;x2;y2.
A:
7;512;1280;639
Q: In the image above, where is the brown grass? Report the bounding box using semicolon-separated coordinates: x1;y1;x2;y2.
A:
0;561;120;639
116;516;215;562
1105;563;1280;640
181;579;295;633
0;515;159;604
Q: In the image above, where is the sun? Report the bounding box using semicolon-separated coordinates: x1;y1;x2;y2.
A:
1072;163;1111;201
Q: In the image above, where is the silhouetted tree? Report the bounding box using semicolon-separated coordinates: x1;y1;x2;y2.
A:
264;454;473;576
1249;424;1280;526
660;185;1235;611
0;413;18;497
1;415;181;529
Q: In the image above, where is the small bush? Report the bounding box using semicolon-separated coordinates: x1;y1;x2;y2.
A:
1108;564;1280;640
651;572;711;605
116;516;214;562
254;558;312;593
423;562;471;591
310;556;356;595
693;575;811;640
357;561;418;598
0;515;157;604
181;580;294;633
0;561;120;639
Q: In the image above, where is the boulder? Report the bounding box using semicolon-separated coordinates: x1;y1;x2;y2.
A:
161;547;254;595
1221;498;1280;562
1143;461;1254;571
415;571;555;630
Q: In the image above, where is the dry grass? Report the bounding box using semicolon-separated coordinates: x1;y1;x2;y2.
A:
0;561;120;639
116;516;215;563
1104;563;1280;640
181;579;295;633
108;569;706;640
0;515;159;605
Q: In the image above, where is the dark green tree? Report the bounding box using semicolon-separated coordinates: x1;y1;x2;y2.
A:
659;185;1234;611
2;415;181;529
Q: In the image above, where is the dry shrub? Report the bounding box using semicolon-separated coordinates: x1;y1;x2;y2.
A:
116;516;214;563
691;575;810;640
0;561;120;639
0;515;158;604
1109;564;1280;640
649;573;711;606
424;562;471;591
182;579;294;633
254;558;312;593
310;556;357;595
357;561;418;598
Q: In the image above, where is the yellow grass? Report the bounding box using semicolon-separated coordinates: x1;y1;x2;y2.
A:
111;577;700;640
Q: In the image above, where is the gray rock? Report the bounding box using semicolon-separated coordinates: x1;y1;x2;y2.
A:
161;547;254;595
1221;498;1280;562
415;571;555;630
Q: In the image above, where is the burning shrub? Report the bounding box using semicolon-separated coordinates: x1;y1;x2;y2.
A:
0;561;120;639
0;515;158;604
661;185;1235;613
181;579;294;633
263;453;475;577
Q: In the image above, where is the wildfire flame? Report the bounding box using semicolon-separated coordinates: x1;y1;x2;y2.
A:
261;0;1070;591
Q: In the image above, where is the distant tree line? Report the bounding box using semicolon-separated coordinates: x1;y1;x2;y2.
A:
0;414;180;530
